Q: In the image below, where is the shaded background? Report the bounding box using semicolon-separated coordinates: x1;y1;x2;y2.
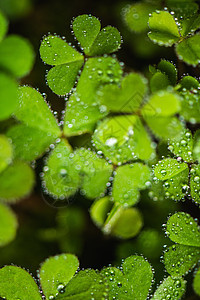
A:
0;0;199;298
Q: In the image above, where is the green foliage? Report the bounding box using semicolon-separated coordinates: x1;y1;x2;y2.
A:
152;276;186;300
193;267;200;296
0;10;7;42
0;203;17;247
0;135;12;172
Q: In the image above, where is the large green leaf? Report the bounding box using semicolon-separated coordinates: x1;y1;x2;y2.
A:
93;115;155;164
168;129;193;162
97;72;148;113
56;269;107;299
193;267;200;296
0;161;35;202
40;253;79;299
15;86;61;136
112;163;151;207
40;35;84;95
64;56;122;136
0;35;34;78
0;10;8;42
154;158;188;180
152;276;186;300
0;72;18;120
190;164;200;204
6;124;58;162
0;266;42;299
148;11;180;46
164;244;200;277
176;34;200;66
42;139;80;199
0;134;13;173
166;212;200;247
72;14;121;56
0;203;17;247
73;148;113;199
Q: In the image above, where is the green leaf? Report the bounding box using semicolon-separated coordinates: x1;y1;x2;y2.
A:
0;161;35;202
40;35;84;95
6;124;58;162
112;163;151;207
56;269;107;299
176;34;200;66
152;276;186;300
148;11;180;46
64;56;122;136
93;115;155;164
73;148;113;199
142;91;181;117
157;60;177;85
180;14;200;37
0;134;13;173
193;130;200;163
111;207;143;239
72;14;121;56
15;86;61;136
193;267;200;296
166;212;200;247
167;0;198;19
0;203;17;247
179;76;200;90
0;266;42;299
168;129;193;162
0;35;34;78
123;3;157;33
40;253;79;299
40;35;83;66
0;10;8;42
150;72;170;93
122;255;153;300
97;72;148;113
42;139;80;199
0;72;18;120
154;158;188;181
190;164;200;204
164;244;200;277
179;89;200;123
90;196;112;227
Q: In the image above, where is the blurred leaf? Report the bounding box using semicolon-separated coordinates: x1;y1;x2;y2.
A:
176;34;200;66
164;244;200;277
0;161;35;202
90;196;112;227
40;253;79;299
148;11;180;46
0;266;42;299
180;89;200;123
0;203;17;247
190;164;200;204
168;129;193;162
157;60;177;85
0;10;8;42
150;72;170;93
0;134;12;173
0;35;34;78
152;276;186;300
193;267;200;296
0;72;18;121
179;76;200;90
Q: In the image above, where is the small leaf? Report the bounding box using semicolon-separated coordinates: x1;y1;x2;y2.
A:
179;76;200;90
123;3;157;33
90;196;112;227
0;72;18;120
166;212;200;246
0;203;17;247
193;130;200;163
40;253;79;299
168;129;193;162
164;244;200;277
0;10;8;42
154;158;188;180
148;11;180;46
0;35;34;78
176;34;200;66
0;161;35;202
152;276;186;300
64;56;122;136
73;148;113;199
98;72;148;113
15;86;61;136
0;134;13;173
40;35;83;65
180;89;200;123
180;14;200;36
6;124;57;162
193;267;200;296
190;164;200;204
112;163;151;207
42;139;80;199
56;269;107;299
157;60;177;85
0;266;42;299
150;72;170;93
